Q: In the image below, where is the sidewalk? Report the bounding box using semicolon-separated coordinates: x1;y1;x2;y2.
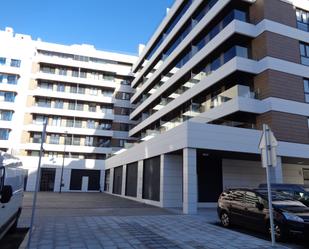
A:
18;193;288;249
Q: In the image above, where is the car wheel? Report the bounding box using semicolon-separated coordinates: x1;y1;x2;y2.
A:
220;212;231;228
268;223;286;241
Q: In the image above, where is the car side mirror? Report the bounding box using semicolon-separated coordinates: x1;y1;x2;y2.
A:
1;185;13;203
255;202;264;210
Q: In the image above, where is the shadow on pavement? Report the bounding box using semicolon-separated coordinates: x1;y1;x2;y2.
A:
0;228;29;249
212;222;309;249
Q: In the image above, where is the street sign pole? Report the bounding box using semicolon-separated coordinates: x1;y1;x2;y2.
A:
259;124;278;247
27;118;47;249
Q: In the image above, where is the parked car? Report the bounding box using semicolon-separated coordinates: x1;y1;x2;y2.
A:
217;188;309;240
258;183;309;207
0;151;24;240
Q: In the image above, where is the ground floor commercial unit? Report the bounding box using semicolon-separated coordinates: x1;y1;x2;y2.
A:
105;121;309;214
20;156;105;192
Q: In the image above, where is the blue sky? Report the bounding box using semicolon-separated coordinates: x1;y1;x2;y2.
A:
1;0;174;55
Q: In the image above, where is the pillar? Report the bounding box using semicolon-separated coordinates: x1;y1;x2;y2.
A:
109;168;114;194
183;148;197;214
137;160;143;199
121;165;127;196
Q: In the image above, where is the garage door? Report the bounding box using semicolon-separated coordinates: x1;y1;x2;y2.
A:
70;169;100;191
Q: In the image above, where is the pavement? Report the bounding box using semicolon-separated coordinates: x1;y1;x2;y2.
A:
16;192;291;249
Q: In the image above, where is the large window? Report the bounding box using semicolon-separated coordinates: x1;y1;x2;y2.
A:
296;8;309;32
300;42;309;66
304;79;309;102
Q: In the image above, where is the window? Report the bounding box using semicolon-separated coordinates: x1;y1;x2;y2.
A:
41;66;55;74
70;85;77;93
0;129;9;140
58;68;67;76
87;120;95;129
89;87;98;95
66;119;74;127
57;84;65;92
10;59;21;68
88;103;96;112
49;134;60;144
37;98;51;107
0;110;13;121
7;75;18;84
74;120;82;128
85;136;93;146
68;102;75;110
72;136;81;146
52;116;61;126
296;8;309;32
34;115;45;125
119;123;130;131
0;57;6;65
64;136;72;145
304;79;309;102
0;92;15;102
120;80;130;85
72;70;79;77
102;90;113;97
119;139;125;147
117;92;131;100
103;74;115;81
39;82;53;90
99;123;112;130
54;100;63;109
76;102;84;111
32;133;42;143
300;42;309;66
80;71;87;78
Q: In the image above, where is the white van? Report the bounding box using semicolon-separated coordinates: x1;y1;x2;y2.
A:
0;151;24;240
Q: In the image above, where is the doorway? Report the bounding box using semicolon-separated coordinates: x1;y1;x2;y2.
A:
40;168;56;191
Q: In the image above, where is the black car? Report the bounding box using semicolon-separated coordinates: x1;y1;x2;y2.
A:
258;183;309;207
217;188;309;240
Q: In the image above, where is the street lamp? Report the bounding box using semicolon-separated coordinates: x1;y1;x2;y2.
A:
59;131;68;193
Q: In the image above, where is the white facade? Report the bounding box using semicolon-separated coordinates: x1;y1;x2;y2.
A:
0;27;137;192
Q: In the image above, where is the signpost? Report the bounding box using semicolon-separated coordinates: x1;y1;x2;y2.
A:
259;124;278;247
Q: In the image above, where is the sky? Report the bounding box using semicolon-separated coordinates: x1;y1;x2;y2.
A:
0;0;174;55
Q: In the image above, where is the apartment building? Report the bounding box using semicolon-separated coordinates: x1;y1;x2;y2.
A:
0;27;137;192
105;0;309;213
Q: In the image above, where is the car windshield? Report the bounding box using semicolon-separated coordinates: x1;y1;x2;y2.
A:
256;190;294;201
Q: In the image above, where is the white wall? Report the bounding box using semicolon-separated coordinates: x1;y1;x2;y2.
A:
222;159;309;188
161;154;183;207
20;156;104;192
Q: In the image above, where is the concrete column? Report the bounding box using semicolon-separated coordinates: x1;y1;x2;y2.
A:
137;160;143;199
121;165;127;196
160;154;183;208
269;156;283;183
109;168;114;194
183;148;197;214
100;169;105;192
